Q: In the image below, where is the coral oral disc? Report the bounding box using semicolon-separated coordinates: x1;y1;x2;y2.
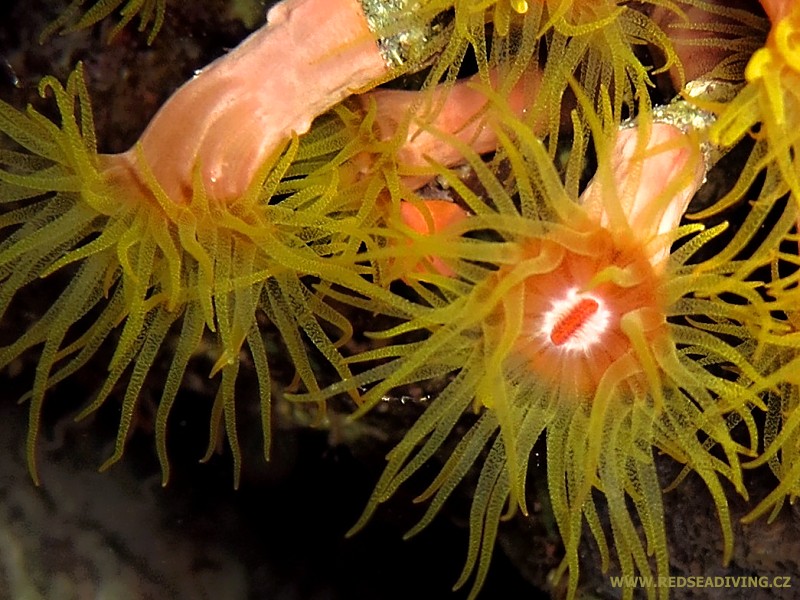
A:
550;297;600;346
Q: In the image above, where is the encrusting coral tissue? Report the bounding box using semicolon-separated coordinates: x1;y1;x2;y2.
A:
2;0;800;597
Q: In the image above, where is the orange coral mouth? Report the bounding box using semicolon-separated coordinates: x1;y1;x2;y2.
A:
545;293;605;347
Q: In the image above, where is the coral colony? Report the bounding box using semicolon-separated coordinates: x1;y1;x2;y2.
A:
3;0;800;597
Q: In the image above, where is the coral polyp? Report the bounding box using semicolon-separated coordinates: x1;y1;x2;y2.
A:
292;96;768;598
692;0;800;529
0;63;385;487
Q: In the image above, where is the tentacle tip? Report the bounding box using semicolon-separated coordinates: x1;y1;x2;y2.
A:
27;464;41;487
98;452;123;473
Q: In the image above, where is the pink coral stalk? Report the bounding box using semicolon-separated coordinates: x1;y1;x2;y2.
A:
107;0;392;204
360;69;540;189
580;122;708;270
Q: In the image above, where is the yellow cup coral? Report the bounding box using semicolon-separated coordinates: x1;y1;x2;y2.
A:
0;63;405;488
292;93;770;598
